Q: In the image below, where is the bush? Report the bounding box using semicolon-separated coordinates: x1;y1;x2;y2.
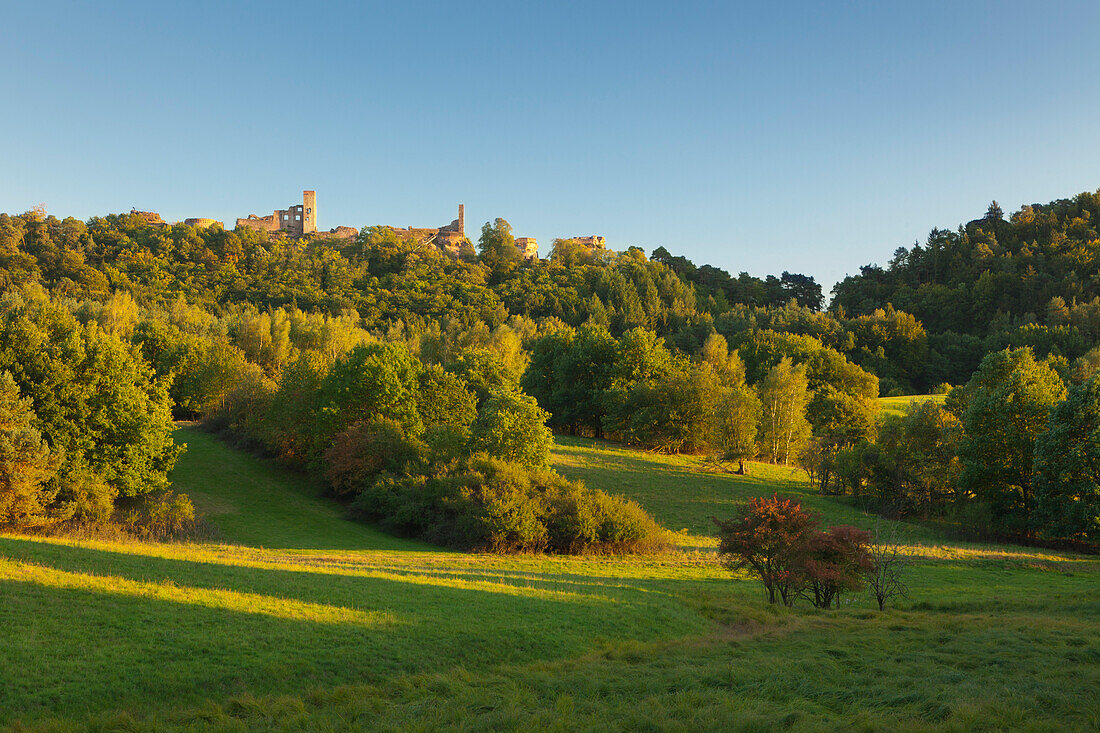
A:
121;490;197;539
0;292;181;522
323;419;426;498
714;494;820;606
350;454;666;553
802;525;872;608
473;388;554;468
0;371;58;527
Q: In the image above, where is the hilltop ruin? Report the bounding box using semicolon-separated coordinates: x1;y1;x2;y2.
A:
127;191;612;261
384;204;467;255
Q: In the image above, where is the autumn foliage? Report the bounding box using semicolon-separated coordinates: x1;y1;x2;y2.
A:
715;494;871;608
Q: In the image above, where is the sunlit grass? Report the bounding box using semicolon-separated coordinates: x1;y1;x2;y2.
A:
1;425;1096;731
878;393;947;418
0;555;392;626
550;434;941;546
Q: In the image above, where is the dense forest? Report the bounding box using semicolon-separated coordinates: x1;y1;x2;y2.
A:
0;192;1098;549
832;193;1100;382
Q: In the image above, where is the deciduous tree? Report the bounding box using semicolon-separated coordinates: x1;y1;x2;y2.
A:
0;372;57;527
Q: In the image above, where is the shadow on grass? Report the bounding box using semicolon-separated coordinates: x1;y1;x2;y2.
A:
0;541;710;726
0;535;679;609
171;427;437;552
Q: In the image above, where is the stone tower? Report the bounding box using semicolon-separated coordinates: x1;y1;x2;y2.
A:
302;190;317;234
458;204;464;237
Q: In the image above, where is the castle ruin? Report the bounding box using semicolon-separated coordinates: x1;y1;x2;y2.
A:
184;217;223;229
515;237;538;260
126;192;564;260
571;236;606;249
237;190;318;236
130;209;168;227
385;205;467;254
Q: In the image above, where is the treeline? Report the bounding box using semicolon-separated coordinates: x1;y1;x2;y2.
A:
2;194;1099;550
832;193;1100;381
523;326;879;464
10;195;1100;401
200;337;665;553
0;288;183;532
803;347;1099;548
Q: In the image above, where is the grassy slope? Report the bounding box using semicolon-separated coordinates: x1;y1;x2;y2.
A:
1;426;1097;731
879;394;947;419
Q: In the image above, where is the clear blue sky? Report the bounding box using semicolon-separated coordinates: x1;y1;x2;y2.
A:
4;1;1100;293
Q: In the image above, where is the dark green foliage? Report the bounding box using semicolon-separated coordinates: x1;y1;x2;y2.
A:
199;362;274;451
5;194;1099;547
872;401;961;515
524;326;617;436
316;343;424;445
261;351;328;465
832;192;1100;342
417;364;478;431
1033;377;1100;545
477;218;522;281
445;347;521;403
323;419;427;498
607;356;723;453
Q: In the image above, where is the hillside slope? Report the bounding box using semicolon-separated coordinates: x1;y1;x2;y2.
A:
0;427;1096;731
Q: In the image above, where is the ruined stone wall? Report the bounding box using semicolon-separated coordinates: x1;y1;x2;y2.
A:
236;213;281;233
235;191;314;236
572;236;606;249
131;209;168;227
384;205;467;252
184;218;222;229
515;237;539;260
302;190;317;234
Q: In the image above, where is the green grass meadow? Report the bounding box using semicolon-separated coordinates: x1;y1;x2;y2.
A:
1;425;1097;731
878;394;947;419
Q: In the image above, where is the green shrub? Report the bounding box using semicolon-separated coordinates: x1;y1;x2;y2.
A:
350;454;666;554
121;490;197;539
323;419;426;498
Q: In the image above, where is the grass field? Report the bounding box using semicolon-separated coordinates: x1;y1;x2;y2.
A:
1;426;1097;731
878;394;948;419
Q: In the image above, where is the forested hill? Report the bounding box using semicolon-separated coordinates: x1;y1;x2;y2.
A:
832;190;1100;342
0;212;823;336
4;196;1099;399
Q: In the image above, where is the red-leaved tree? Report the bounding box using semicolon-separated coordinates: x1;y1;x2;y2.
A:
714;494;820;606
715;495;874;609
801;525;872;608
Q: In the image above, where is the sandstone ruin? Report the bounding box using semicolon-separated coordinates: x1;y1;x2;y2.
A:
126;192;588;261
184;217;222;229
384;205;467;255
570;236;606;249
515;237;539;260
236;190;318;236
130;209;168;227
131;209;223;229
